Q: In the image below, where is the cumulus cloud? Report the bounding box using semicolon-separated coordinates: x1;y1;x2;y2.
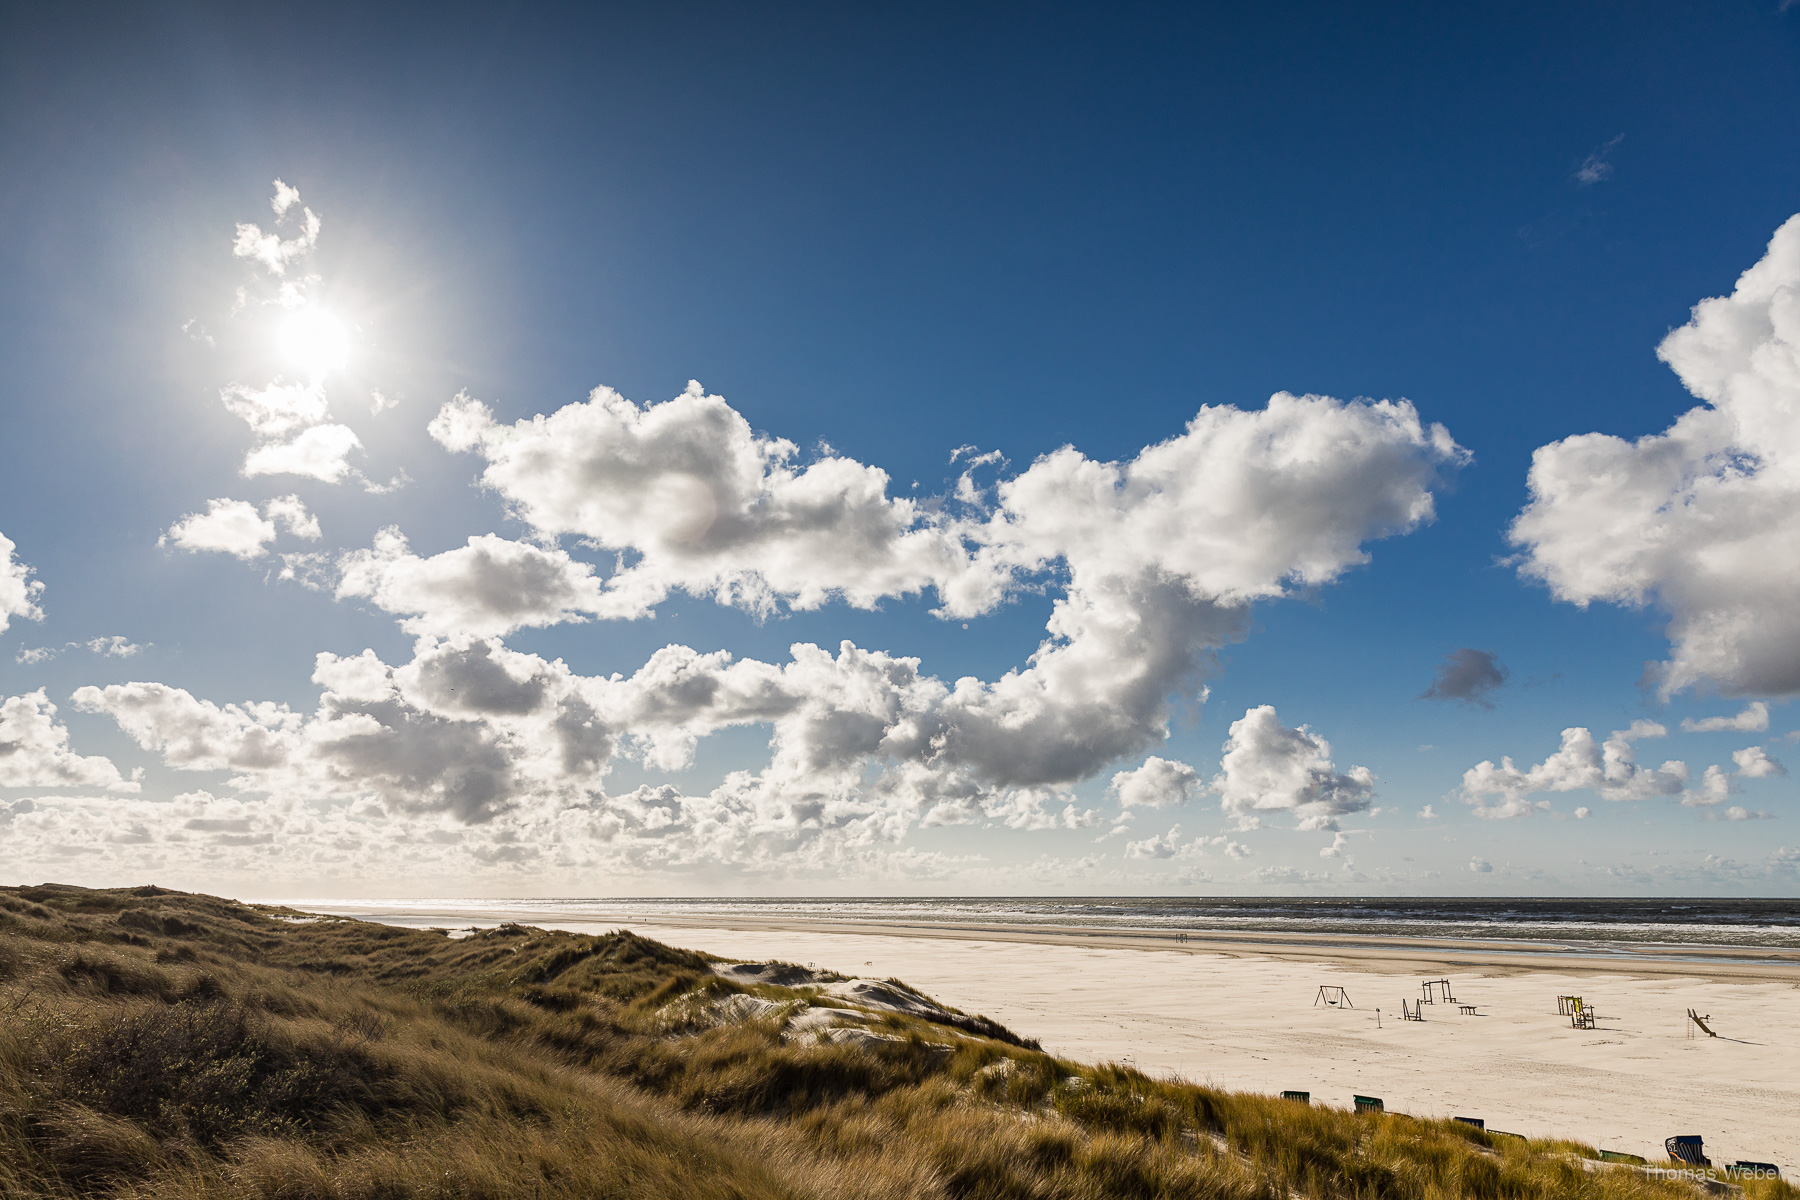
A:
242;420;363;483
1683;744;1785;809
336;528;624;638
1461;719;1690;817
0;690;138;792
429;383;986;620
1123;823;1222;860
1211;705;1375;832
1468;856;1493;873
161;495;320;559
79;383;1462;875
1733;744;1784;778
1420;648;1508;708
1124;825;1182;859
1;529;45;633
433;383;1464;625
1510;214;1800;697
222;382;361;483
232;179;319;275
1681;702;1770;733
1108;756;1200;809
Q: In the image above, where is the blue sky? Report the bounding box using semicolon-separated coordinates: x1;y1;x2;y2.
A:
3;1;1799;896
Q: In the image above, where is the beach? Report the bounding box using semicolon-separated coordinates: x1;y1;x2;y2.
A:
302;902;1800;1169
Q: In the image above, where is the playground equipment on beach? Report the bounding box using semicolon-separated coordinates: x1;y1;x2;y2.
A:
1419;978;1456;1004
1314;985;1354;1008
1556;995;1582;1015
1686;1009;1718;1039
1401;999;1425;1021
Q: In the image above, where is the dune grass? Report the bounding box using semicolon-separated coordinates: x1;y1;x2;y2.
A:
0;884;1791;1200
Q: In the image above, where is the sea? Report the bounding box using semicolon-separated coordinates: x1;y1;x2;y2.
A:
292;896;1800;961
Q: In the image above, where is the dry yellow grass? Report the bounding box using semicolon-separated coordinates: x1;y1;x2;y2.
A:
1;884;1791;1200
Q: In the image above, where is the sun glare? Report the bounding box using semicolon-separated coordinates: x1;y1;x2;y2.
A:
278;307;351;378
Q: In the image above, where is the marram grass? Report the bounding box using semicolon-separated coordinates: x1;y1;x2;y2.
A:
0;884;1790;1200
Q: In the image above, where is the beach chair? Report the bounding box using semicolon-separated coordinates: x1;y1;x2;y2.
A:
1730;1162;1780;1180
1600;1151;1647;1165
1354;1095;1383;1114
1281;1090;1310;1103
1665;1136;1710;1168
1454;1117;1485;1131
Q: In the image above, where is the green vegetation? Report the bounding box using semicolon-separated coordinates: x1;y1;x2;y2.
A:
0;883;1790;1200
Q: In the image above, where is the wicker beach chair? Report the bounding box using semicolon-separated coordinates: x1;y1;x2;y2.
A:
1665;1136;1710;1167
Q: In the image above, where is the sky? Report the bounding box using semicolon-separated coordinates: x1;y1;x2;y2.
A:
2;1;1800;898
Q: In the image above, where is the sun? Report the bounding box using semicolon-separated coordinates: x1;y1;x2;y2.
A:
278;307;351;378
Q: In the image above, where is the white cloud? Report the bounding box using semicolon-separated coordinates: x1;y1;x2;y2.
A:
1211;705;1375;831
1733;744;1784;777
335;528;626;639
1510;214;1800;697
75;384;1462;874
0;690;138;792
232;179;319;275
1683;744;1785;809
1468;856;1493;874
1108;756;1200;809
1319;831;1350;859
1460;720;1689;817
15;646;56;665
161;495;321;560
86;636;146;658
433;383;1464;625
263;495;322;541
1681;702;1770;733
222;385;365;482
162;499;275;559
1123;823;1220;860
218;185;365;485
1574;806;1591;819
242;422;363;483
1124;825;1181;859
429;383;993;620
0;529;45;633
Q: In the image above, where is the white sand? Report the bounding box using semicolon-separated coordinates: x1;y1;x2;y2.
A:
563;920;1798;1168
